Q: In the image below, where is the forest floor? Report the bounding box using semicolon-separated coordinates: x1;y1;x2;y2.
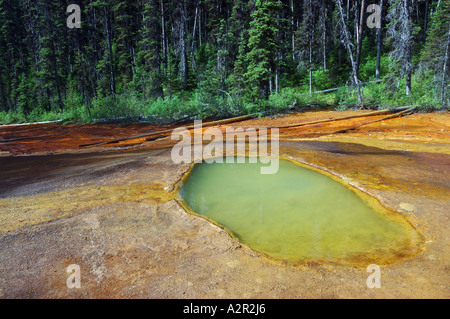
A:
0;110;448;298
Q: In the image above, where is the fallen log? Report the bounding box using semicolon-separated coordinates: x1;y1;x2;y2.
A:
79;106;415;148
146;135;167;142
232;106;413;129
0;120;63;127
329;107;416;134
79;114;254;148
0;134;63;143
300;80;383;95
276;107;416;139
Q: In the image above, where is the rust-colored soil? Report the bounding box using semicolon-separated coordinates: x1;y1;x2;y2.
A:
0;110;448;299
1;110;448;156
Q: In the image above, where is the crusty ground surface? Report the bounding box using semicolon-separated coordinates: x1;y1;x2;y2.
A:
0;110;448;298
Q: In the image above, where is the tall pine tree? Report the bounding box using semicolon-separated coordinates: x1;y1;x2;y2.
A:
245;0;281;99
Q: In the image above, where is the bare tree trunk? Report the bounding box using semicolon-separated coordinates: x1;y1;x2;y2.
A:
346;0;349;22
320;1;327;70
336;0;363;104
309;1;314;94
423;0;429;44
180;0;188;87
198;4;202;47
269;67;273;94
161;0;167;76
104;6;116;96
323;19;327;70
405;71;412;95
276;5;281;94
291;0;295;60
309;37;313;94
376;0;384;79
441;28;450;106
191;0;199;55
190;0;200;76
404;0;412;96
338;32;342;67
275;56;279;93
356;0;366;76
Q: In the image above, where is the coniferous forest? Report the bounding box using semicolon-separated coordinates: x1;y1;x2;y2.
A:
0;0;448;124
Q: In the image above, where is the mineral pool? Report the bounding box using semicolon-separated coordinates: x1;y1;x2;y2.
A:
180;158;423;265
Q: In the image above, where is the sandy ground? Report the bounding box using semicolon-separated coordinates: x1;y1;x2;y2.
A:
0;110;448;299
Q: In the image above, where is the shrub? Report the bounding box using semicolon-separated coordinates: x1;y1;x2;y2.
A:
312;67;334;90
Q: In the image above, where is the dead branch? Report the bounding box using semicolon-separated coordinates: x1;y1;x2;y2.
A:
232;106;413;129
79;114;254;148
302;80;383;95
329;107;416;134
0;134;63;143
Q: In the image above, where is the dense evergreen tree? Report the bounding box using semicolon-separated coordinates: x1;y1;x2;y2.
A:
244;0;280;99
138;0;164;99
387;0;414;95
420;0;450;106
0;0;448;122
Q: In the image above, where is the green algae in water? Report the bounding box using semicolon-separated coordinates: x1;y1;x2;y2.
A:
180;158;422;265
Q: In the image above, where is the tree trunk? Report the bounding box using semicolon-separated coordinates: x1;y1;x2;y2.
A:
346;0;349;22
51;43;63;109
309;0;314;94
322;17;327;70
180;0;188;88
0;80;6;111
423;0;429;44
356;0;366;76
198;3;202;47
191;1;199;56
441;28;450;106
337;0;363;104
161;0;167;76
376;0;383;79
405;71;412;96
291;0;295;60
149;0;164;98
104;6;116;96
404;0;412;96
276;6;281;94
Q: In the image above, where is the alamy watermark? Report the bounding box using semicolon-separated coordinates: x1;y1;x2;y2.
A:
62;1;383;291
66;3;382;30
367;4;382;29
366;264;381;288
66;264;81;289
67;4;81;29
171;120;279;175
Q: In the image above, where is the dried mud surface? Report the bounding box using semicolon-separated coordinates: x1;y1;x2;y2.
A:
0;110;448;299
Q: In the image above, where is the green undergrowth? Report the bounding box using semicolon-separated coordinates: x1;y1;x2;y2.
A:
0;76;446;125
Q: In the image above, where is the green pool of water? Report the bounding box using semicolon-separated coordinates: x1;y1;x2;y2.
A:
180;158;422;265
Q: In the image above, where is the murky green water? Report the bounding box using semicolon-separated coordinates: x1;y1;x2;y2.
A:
180;158;422;265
